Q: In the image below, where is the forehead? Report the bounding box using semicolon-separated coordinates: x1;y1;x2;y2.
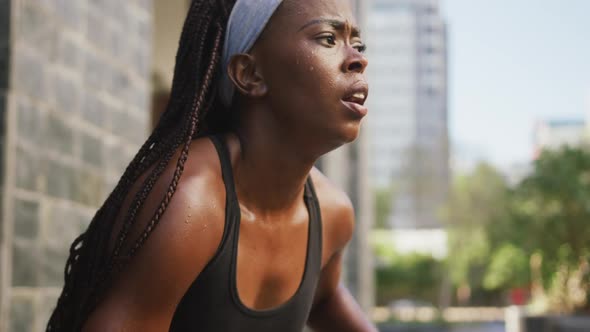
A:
273;0;357;30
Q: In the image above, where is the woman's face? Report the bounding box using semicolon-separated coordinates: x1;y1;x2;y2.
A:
251;0;369;149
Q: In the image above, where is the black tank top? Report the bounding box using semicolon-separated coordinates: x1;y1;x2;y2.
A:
169;135;323;331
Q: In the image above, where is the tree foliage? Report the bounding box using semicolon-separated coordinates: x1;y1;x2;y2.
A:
442;163;510;289
375;188;395;229
441;146;590;311
375;251;444;305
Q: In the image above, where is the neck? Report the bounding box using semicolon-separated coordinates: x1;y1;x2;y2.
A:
230;105;319;216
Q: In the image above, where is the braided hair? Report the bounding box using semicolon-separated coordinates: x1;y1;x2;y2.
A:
47;0;237;330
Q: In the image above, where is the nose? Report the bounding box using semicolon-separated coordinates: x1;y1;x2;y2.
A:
342;47;368;74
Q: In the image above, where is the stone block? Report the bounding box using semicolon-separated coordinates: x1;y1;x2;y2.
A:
73;169;104;206
53;0;86;32
86;8;109;52
130;113;149;146
112;70;132;104
137;14;152;42
40;203;90;287
10;294;34;332
16;97;41;144
75;208;94;232
39;243;65;287
12;240;39;287
18;0;57;59
81;91;104;127
52;71;81;115
110;110;135;141
81;132;103;167
137;0;153;13
45;111;73;155
43;203;84;250
83;50;101;90
105;140;130;175
39;292;59;331
106;0;126;32
126;80;147;112
109;24;129;64
13;49;48;101
14;198;39;239
15;145;39;191
45;159;71;200
56;32;84;73
131;42;150;80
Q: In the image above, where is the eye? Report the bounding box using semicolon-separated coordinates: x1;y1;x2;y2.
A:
354;43;367;53
317;34;337;46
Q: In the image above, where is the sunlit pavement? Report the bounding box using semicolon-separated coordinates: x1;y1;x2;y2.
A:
378;322;505;332
450;323;505;332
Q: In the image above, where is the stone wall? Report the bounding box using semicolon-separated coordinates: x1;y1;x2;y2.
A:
0;0;153;331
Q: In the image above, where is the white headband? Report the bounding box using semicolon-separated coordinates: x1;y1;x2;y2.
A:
219;0;285;107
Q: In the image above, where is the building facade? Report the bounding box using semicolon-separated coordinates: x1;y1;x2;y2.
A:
533;118;587;157
0;0;153;331
366;0;449;229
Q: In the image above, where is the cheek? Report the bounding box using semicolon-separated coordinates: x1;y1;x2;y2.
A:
262;42;343;111
292;50;340;100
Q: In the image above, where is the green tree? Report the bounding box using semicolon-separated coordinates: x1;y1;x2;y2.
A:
440;146;590;310
483;243;529;291
374;187;395;229
442;163;511;291
375;252;445;305
511;146;590;311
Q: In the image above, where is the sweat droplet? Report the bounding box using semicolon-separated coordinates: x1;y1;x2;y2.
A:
309;66;314;71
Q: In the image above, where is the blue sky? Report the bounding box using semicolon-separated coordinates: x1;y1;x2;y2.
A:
442;0;590;168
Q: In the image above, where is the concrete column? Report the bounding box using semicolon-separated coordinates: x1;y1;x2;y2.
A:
505;305;526;332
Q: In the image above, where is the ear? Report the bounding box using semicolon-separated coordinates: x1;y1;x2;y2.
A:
227;54;268;99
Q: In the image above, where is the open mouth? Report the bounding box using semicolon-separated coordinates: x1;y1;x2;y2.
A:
341;85;369;117
342;92;367;106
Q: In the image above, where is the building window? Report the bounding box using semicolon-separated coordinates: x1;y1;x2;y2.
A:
424;86;437;97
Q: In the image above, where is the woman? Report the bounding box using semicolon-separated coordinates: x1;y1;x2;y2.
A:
48;0;375;331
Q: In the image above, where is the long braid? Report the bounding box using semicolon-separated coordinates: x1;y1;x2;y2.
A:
109;13;216;262
47;1;236;330
131;24;224;255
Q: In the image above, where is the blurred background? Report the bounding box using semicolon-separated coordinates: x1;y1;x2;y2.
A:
0;0;589;331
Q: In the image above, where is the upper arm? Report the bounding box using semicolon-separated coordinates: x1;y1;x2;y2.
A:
309;168;356;305
83;141;226;331
307;169;377;331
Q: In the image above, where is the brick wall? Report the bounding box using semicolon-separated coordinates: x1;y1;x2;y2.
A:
0;0;153;331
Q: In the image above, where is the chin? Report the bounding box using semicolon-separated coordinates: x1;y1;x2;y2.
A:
345;119;363;140
335;121;362;145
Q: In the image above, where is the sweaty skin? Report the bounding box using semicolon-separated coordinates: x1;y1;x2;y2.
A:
83;0;376;331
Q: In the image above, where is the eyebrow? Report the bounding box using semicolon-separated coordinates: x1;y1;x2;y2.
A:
298;18;362;38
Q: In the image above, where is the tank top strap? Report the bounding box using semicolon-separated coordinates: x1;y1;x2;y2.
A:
209;134;239;204
304;176;323;273
303;176;318;202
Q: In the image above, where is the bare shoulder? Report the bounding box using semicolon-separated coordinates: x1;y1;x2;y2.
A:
309;167;355;263
85;136;228;330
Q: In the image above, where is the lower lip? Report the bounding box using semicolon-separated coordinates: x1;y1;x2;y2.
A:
341;100;368;118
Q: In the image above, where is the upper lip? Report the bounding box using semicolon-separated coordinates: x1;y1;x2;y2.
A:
342;82;369;106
